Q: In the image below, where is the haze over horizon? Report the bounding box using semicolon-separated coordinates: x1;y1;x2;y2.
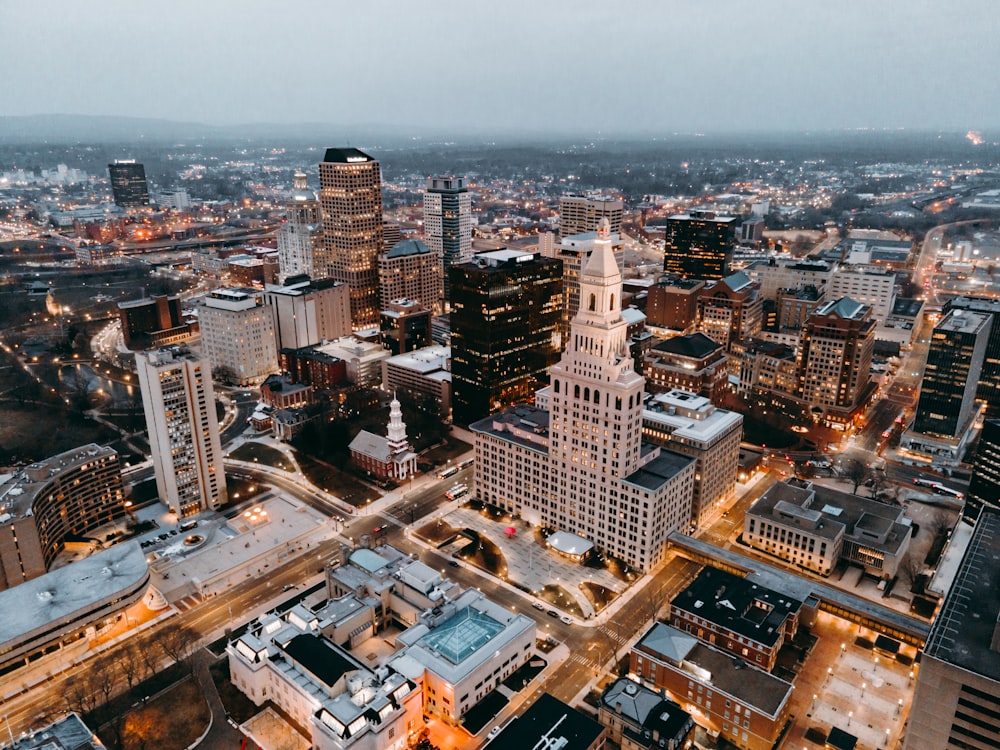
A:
3;0;999;137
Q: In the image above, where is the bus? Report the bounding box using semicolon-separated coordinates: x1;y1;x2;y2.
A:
446;484;468;500
458;458;474;470
913;477;939;489
933;485;965;500
438;466;459;480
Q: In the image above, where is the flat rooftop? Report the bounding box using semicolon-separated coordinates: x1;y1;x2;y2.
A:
623;449;694;492
0;542;148;648
0;443;118;520
282;632;362;687
490;693;604;748
923;507;1000;680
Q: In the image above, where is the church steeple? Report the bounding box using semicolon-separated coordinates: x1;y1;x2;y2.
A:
386;393;409;454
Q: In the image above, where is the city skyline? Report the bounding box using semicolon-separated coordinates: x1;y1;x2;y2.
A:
2;0;999;136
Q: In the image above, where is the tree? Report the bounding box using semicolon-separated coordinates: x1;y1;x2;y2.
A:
842;459;868;495
211;365;238;386
117;640;144;696
897;555;922;594
155;622;198;672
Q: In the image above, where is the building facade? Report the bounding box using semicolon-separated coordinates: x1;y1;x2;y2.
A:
380;299;432;356
263;276;352;351
945;296;1000;419
662;211;738;281
0;444;125;591
277;170;325;281
642;333;729;403
966;419;1000;523
117;294;190;349
319;148;384;328
135;347;227;517
199;288;278;386
381;346;451;421
423;176;472;305
378;239;442;315
449;249;562;425
558;193;624;237
107;160;149;207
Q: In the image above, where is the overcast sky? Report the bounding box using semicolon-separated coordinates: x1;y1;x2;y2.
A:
3;0;998;135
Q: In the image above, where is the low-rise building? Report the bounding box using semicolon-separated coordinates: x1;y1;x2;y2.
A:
260;373;314;409
667;566;802;673
743;479;912;578
598;678;694;750
631;622;793;750
492;693;607;749
348;396;417;482
381;346;451;421
7;712;105;750
315;337;392;387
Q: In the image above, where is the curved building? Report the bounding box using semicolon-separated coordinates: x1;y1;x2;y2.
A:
0;444;126;591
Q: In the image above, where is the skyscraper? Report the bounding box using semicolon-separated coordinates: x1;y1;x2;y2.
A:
423;176;472;306
277;171;324;281
966;419;1000;523
944;296;1000;418
319;148;384;329
471;221;696;571
662;211;738;280
450;249;562;425
136;347;226;517
378;239;442;314
558;193;624;237
904;506;1000;750
199;289;279;386
107;160;150;207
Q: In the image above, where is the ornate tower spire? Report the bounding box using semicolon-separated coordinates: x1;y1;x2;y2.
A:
386;394;409;454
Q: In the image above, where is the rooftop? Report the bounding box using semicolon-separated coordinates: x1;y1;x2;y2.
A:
322;147;376;164
489;693;604;749
0;542;148;648
923;506;1000;680
643;390;743;445
0;443;118;521
384;238;431;258
623;448;695;492
8;713;105;750
670;566;802;648
282;632;363;687
650;332;723;359
469;405;550;455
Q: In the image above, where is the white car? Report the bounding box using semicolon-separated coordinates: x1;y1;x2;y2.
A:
560;614;573;625
487;726;501;739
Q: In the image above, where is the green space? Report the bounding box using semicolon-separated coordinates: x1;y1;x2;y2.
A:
229;441;296;471
580;581;617;612
103;676;209;750
539;583;584;618
456;530;508;578
295;451;380;507
420;437;473;466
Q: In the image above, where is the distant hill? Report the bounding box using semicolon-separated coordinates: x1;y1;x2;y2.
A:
0;114;453;144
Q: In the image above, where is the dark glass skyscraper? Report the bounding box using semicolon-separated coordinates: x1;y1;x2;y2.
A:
449;249;562;425
662;211;738;280
944;296;1000;418
107;160;150;207
967;419;1000;524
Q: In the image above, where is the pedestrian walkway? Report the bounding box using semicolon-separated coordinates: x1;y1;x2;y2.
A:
192;651;249;749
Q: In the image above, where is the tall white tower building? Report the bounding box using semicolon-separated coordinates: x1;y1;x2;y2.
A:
136;347;227;518
199;289;279;386
472;220;695;571
277;171;324;281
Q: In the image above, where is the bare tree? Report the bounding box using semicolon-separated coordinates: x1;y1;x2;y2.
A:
117;640;143;696
897;555;922;594
156;622;198;672
842;459;868;495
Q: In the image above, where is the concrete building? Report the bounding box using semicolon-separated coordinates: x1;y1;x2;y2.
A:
381;346;451;421
904;507;1000;750
450;249;562;425
902;308;991;464
642;332;729;403
423;176;472;304
348;396;418;482
263;276;352;350
558;193;624;237
695;271;763;358
491;693;607;749
277;171;324;281
795;297;875;428
598;678;694;750
630;622;793;750
314;337;391;387
279;347;347;390
118;294;192;349
828;266;897;324
199;288;278;386
471;223;696;571
107;160;149;207
743;479;912;578
380;299;432;356
662;211;739;281
0;444;125;591
743;258;833;302
945;296;1000;419
641;390;743;527
260;373;314;409
320;148;384;328
228;254;279;288
378;239;442;315
135;347;226;517
0;543;149;676
6;713;106;750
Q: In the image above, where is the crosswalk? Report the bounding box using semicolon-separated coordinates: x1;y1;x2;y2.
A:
174;593;203;612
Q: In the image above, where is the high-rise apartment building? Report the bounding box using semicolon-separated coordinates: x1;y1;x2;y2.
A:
319;148;384;328
107;160;150;207
450;249;562;425
944;296;1000;419
662;211;738;280
695;271;763;356
558;193;624;237
902;309;990;464
277;171;325;281
136;347;226;517
904;507;1000;750
423;176;472;304
199;289;278;386
378;238;442;314
471;222;696;571
795;297;875;426
966;419;1000;523
262;276;351;350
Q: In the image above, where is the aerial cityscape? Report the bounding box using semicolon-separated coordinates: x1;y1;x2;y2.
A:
1;2;1000;750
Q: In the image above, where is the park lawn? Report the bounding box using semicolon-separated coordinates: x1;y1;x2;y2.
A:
420;437;473;465
110;676;209;750
295;451;380;507
229;441;297;471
